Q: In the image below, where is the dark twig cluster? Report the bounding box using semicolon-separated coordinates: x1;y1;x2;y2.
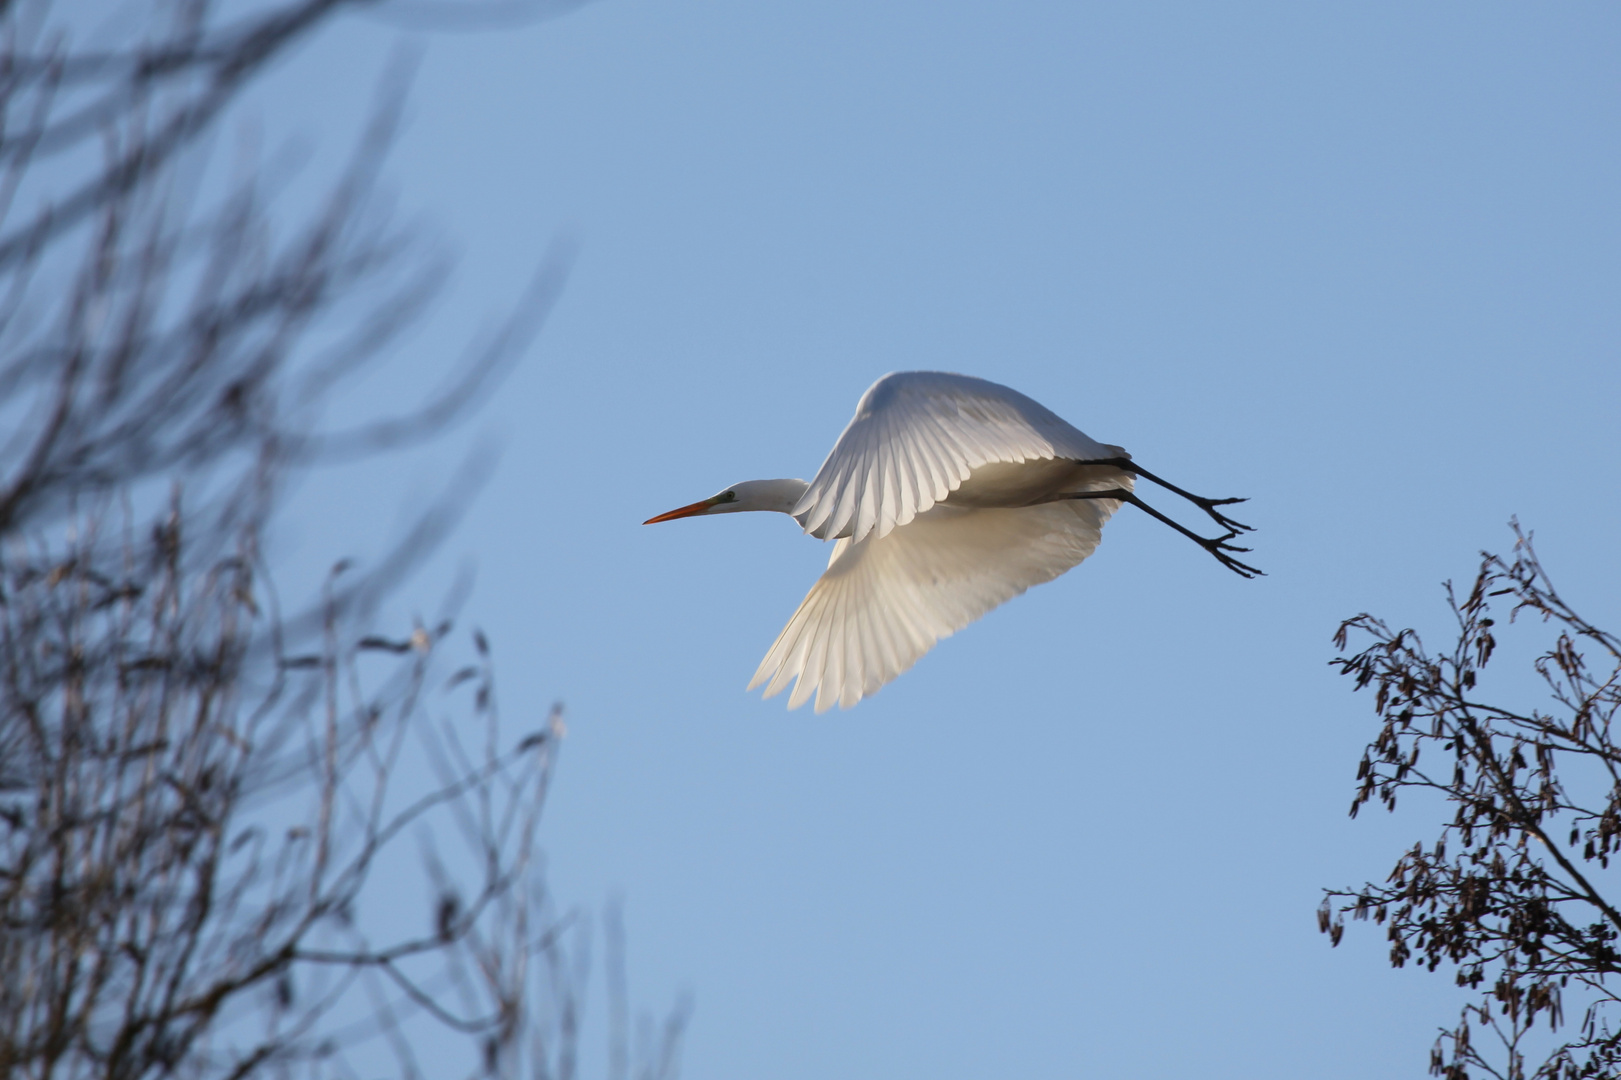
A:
0;496;602;1079
1323;522;1621;1080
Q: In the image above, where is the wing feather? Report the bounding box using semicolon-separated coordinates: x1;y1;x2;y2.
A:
893;422;924;515
877;409;902;540
793;371;1117;542
750;496;1124;712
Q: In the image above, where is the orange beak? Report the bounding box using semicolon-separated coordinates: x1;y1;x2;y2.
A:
643;497;719;525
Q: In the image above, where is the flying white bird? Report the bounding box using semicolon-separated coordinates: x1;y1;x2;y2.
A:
645;371;1258;712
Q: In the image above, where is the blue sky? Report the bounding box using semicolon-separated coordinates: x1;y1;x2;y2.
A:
249;2;1621;1076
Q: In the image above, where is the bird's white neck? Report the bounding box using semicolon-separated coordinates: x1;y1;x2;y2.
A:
723;478;810;515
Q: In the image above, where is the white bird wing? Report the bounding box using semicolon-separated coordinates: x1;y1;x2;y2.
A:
749;496;1123;713
793;371;1119;543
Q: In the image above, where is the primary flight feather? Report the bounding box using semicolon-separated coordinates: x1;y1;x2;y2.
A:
645;372;1258;712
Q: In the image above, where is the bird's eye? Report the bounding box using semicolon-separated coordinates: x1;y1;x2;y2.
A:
722;490;738;502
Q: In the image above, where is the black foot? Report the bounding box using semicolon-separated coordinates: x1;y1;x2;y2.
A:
1185;494;1254;537
1061;487;1264;578
1083;457;1255;536
1199;529;1264;579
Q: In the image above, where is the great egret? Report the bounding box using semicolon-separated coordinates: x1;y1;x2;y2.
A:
645;371;1257;712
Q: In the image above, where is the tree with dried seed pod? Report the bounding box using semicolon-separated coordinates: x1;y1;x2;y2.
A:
1324;522;1621;1080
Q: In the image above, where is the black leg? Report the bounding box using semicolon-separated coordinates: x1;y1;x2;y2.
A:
1080;457;1254;536
1062;488;1264;579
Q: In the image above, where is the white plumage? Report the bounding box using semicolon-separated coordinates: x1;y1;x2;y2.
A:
793;372;1119;543
645;371;1256;712
750;499;1119;712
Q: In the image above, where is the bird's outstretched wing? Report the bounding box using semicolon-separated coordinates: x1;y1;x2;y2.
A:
792;371;1118;543
750;497;1122;712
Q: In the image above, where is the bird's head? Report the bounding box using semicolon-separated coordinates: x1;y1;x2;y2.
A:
643;478;809;524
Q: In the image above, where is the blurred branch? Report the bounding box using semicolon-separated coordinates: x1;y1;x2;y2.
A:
0;0;368;268
363;0;593;32
0;504;587;1077
0;0;686;1077
282;235;578;463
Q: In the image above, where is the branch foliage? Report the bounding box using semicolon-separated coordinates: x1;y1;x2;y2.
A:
1325;523;1621;1080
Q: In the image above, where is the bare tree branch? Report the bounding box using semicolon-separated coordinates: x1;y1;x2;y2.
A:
0;1;686;1078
